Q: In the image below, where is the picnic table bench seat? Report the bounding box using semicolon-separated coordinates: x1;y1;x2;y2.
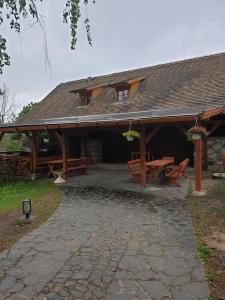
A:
66;163;88;175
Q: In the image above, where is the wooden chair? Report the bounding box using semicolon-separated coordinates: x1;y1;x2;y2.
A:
162;156;175;164
165;165;182;187
127;159;150;183
222;150;225;171
165;158;189;187
179;158;189;179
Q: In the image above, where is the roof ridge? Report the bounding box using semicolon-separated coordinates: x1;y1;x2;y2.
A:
61;52;225;86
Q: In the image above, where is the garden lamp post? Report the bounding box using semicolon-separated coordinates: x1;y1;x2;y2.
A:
22;199;32;220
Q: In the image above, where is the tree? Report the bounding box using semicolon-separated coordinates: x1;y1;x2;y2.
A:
0;84;16;123
2;100;39;151
17;101;38;120
0;0;94;74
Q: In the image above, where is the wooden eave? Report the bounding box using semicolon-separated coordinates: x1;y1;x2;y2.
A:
86;83;106;91
199;107;224;120
70;83;107;94
108;81;130;88
108;77;146;88
0;106;223;133
128;77;146;84
70;88;88;94
0;115;199;133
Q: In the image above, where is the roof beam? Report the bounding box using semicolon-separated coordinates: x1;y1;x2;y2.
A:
199;107;224;120
145;126;163;144
208;122;223;136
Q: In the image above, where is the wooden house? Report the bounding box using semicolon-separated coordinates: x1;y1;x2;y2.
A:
0;52;225;187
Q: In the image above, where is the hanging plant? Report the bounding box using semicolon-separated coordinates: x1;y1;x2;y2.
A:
186;125;207;143
122;122;140;141
122;130;140;141
43;137;50;143
38;131;50;143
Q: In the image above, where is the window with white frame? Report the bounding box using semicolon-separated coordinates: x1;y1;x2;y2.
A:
117;88;129;101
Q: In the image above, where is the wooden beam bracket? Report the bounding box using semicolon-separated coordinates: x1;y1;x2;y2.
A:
145;126;162;145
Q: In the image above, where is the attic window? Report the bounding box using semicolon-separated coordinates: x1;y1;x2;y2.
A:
108;81;134;102
117;88;129;101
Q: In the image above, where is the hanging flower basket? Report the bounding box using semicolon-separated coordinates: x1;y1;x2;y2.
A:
43;137;50;143
122;130;140;141
186;126;208;143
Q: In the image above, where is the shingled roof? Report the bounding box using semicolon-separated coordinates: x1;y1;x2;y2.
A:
21;52;225;122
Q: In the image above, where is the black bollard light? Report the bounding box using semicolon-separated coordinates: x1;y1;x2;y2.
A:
22;199;32;220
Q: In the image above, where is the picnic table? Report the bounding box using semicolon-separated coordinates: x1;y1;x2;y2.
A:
0;154;92;178
145;159;174;184
39;157;92;178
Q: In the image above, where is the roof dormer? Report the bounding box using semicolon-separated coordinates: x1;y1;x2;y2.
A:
109;77;145;102
71;84;105;106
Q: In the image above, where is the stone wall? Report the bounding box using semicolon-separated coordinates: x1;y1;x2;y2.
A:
86;139;103;163
208;137;225;172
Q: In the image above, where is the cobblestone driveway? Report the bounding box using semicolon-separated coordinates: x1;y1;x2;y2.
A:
0;180;209;299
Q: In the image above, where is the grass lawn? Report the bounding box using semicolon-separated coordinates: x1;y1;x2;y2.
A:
0;179;63;251
187;180;225;300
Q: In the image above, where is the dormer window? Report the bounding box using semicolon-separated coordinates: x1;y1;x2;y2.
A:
109;78;145;103
80;92;91;106
70;84;105;106
108;81;130;102
118;88;129;101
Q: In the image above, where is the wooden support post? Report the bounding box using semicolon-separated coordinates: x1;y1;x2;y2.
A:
203;136;208;171
53;130;67;179
61;132;67;179
31;132;38;175
195;138;202;192
140;127;146;187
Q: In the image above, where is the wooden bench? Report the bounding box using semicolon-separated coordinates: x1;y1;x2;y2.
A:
64;158;91;176
66;164;88;175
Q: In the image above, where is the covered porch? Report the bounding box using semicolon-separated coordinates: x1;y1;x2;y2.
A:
0;107;224;193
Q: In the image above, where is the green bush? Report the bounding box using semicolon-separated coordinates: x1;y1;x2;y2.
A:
1;134;26;152
198;243;212;261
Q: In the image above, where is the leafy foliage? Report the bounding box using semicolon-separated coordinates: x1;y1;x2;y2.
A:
198;242;212;262
0;0;95;73
0;36;10;74
17;101;38;120
1;101;38;151
186;125;208;143
122;130;141;139
2;133;26;151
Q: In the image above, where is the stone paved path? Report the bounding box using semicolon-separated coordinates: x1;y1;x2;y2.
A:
0;173;209;299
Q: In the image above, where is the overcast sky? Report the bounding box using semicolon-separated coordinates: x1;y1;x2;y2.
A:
1;0;225;112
